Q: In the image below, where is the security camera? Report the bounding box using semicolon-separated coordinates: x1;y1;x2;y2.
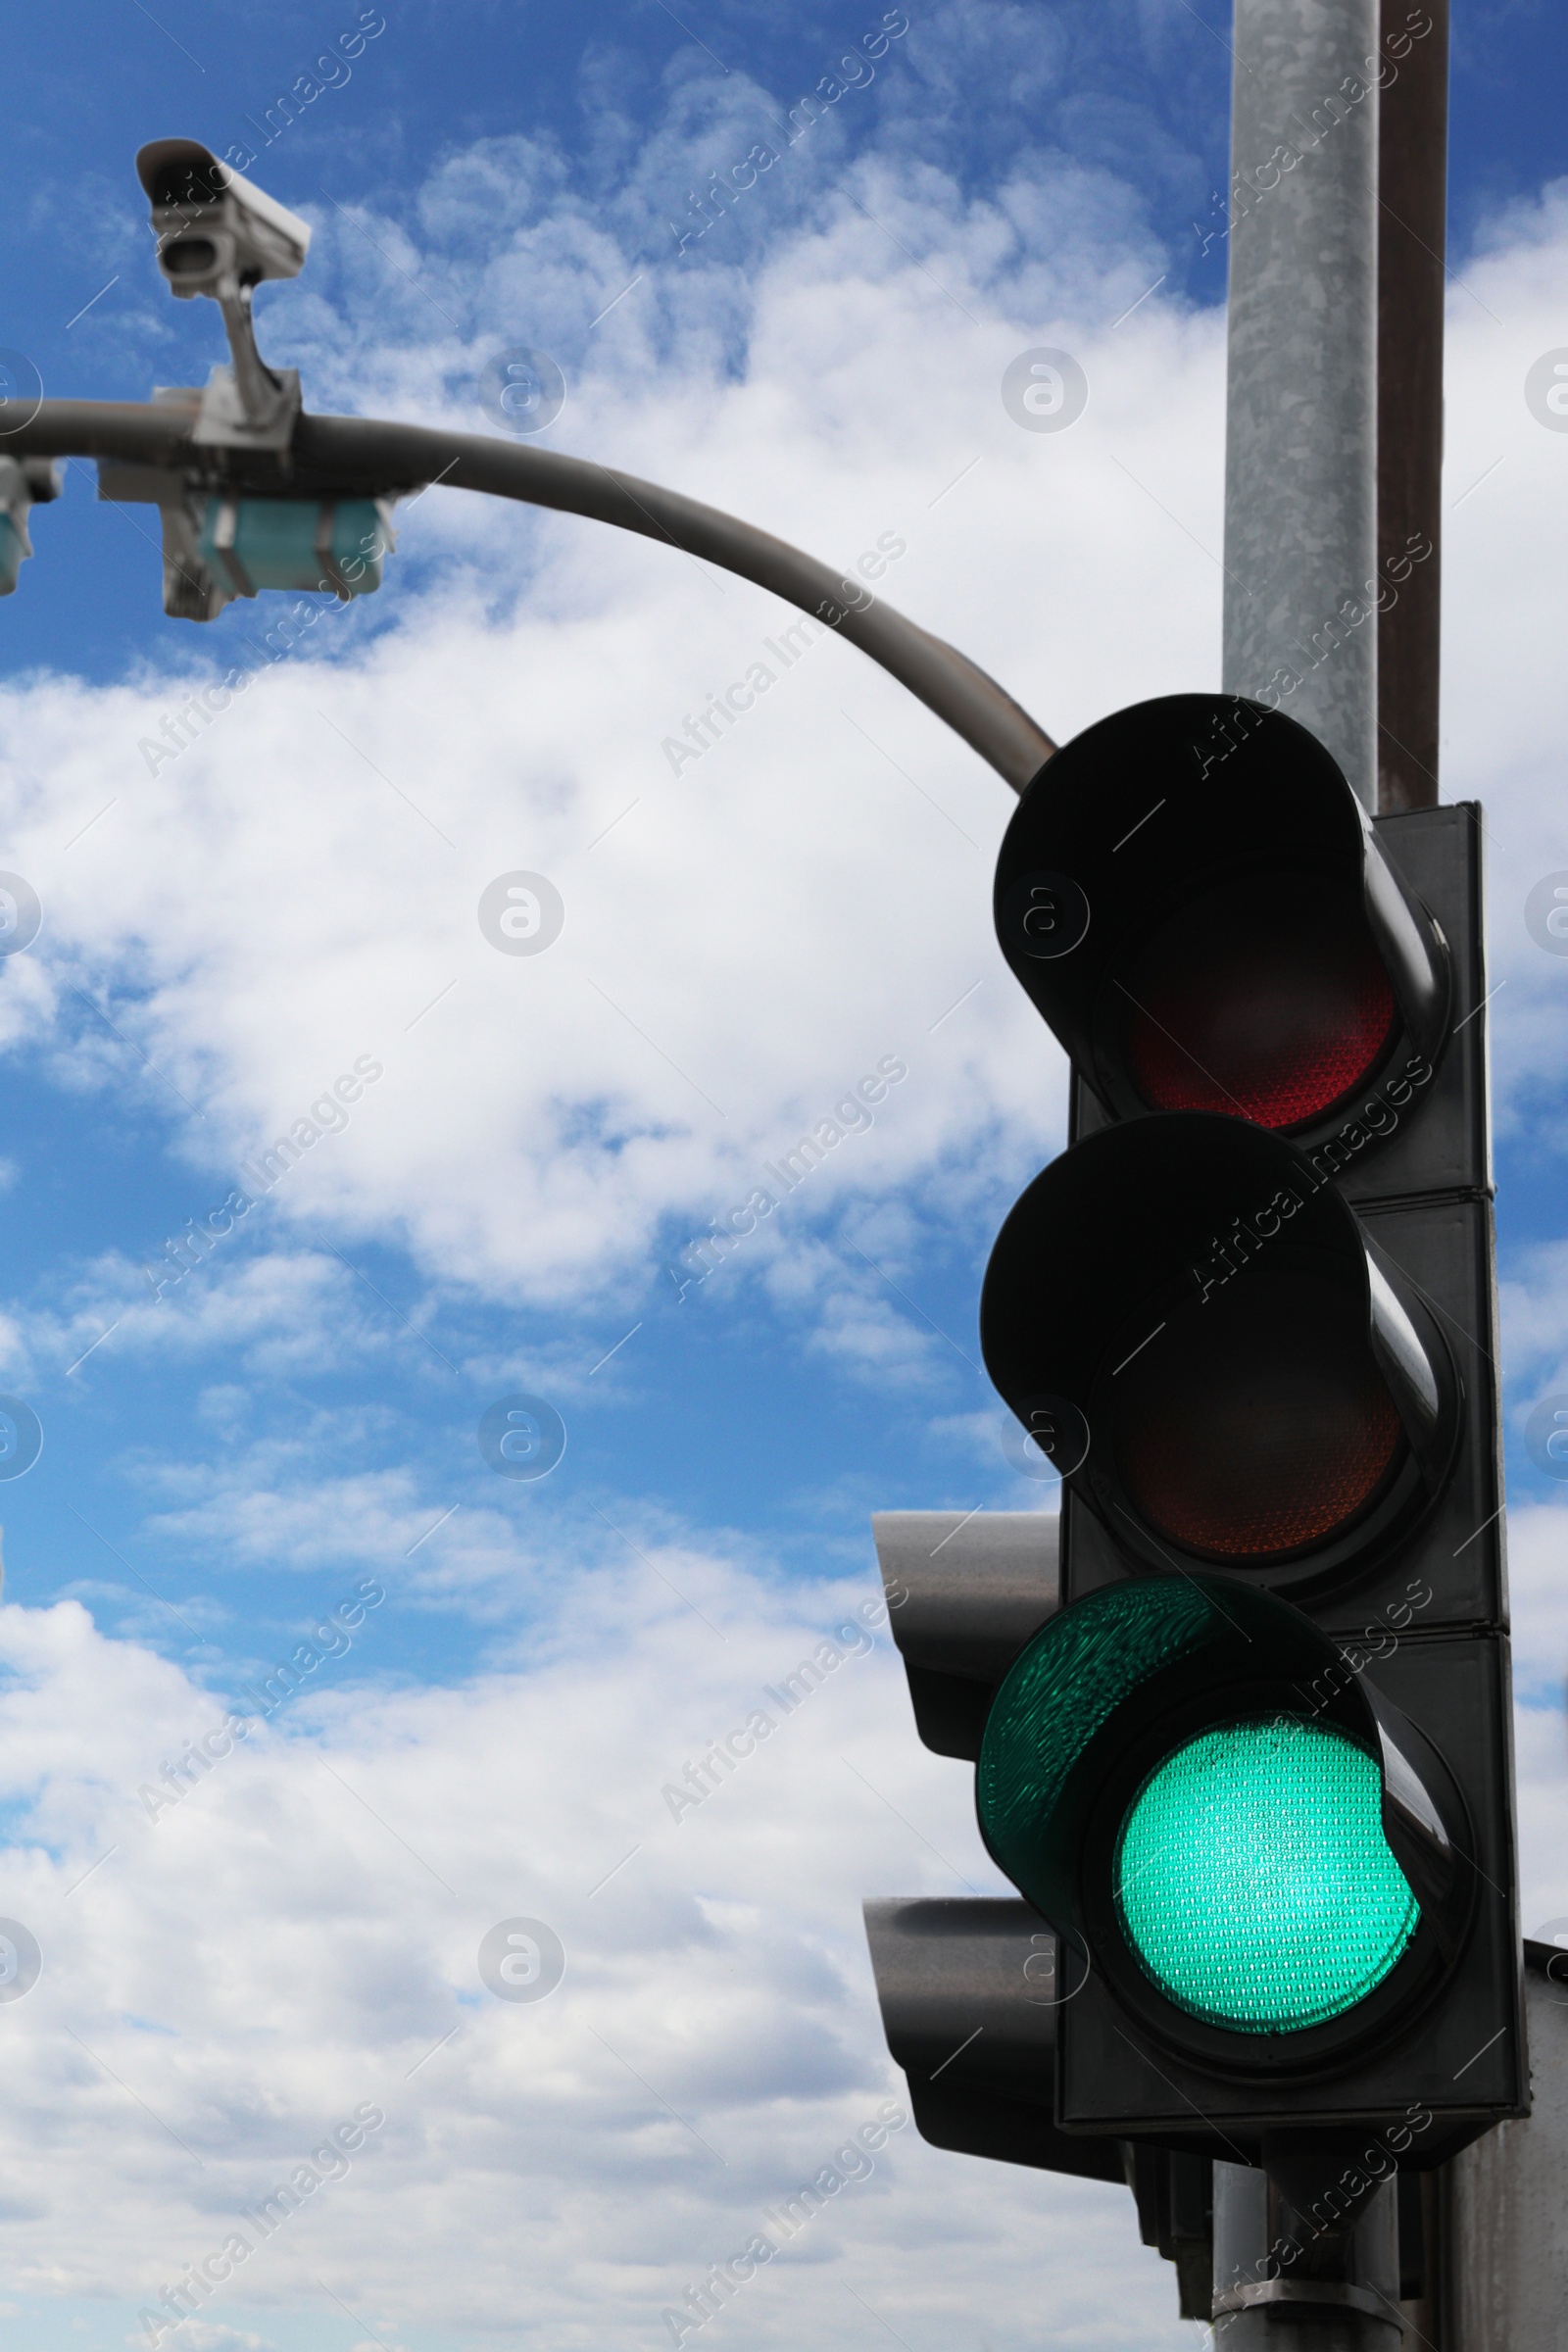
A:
134;138;310;440
136;137;311;300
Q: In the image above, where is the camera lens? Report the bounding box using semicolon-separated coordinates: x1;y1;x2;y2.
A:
163;238;219;276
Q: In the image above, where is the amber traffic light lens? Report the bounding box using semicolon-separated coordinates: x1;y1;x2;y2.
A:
1119;877;1396;1131
1112;1269;1402;1560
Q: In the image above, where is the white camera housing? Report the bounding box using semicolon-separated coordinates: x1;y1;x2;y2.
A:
137;137;311;299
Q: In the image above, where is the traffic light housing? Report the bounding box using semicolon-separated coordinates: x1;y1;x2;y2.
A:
975;1574;1520;2153
97;460;397;620
995;693;1485;1205
980;1109;1499;1634
863;695;1524;2243
863;1888;1214;2320
869;1507;1057;1757
195;493;394;602
862;1892;1121;2184
862;1513;1215;2323
972;691;1525;2169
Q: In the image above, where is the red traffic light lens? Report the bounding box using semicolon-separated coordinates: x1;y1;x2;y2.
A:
1118;879;1396;1131
1112;1268;1402;1560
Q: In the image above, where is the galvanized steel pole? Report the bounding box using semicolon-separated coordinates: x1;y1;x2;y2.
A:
1220;0;1382;808
1215;0;1399;2326
1375;0;1448;811
1443;1950;1568;2348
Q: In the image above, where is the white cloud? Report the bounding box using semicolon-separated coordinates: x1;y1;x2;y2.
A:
159;2326;278;2352
0;1460;1555;2346
0;1550;1196;2351
3;1250;388;1392
2;136;1232;1335
1437;178;1568;1152
1503;1498;1568;1713
3;61;1568;2352
1500;1239;1568;1405
9;142;1566;1356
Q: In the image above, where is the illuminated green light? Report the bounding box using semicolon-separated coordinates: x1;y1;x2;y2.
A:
1114;1717;1419;2033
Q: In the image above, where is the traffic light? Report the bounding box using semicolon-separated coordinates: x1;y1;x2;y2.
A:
862;1511;1215;2322
970;691;1524;2170
194;493;395;604
863;1886;1212;2320
96;461;397;620
981;1108;1495;1633
973;1571;1517;2155
862;1892;1122;2185
863;694;1523;2289
994;692;1482;1206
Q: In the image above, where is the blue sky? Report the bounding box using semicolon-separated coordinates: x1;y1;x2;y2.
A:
1;6;1568;2352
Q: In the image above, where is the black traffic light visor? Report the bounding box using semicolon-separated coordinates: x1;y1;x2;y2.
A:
997;696;1450;1153
980;1113;1458;1601
861;1896;1128;2181
977;1576;1473;2077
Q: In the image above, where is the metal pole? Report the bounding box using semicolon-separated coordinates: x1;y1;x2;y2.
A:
1442;1949;1568;2348
1375;0;1447;812
8;401;1056;794
1216;4;1397;2320
1220;0;1381;807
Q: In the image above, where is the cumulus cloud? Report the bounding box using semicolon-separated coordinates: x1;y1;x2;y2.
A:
2;121;1234;1331
158;2326;279;2352
1;33;1567;2352
9;140;1567;1357
0;1545;1192;2351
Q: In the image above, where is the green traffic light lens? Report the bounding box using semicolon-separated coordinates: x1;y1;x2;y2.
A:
1114;1717;1419;2033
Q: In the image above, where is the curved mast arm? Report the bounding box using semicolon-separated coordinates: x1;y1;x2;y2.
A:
13;401;1056;792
